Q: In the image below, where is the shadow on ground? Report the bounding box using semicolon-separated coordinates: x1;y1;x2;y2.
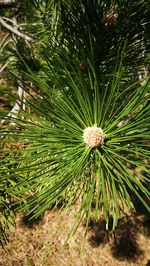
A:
83;213;150;262
110;217;143;261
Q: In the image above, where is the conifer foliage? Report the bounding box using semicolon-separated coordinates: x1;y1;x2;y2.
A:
0;0;150;243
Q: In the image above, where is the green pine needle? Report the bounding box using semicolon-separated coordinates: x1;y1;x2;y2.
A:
1;53;149;237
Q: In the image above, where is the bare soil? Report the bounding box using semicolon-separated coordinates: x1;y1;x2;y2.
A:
0;207;150;266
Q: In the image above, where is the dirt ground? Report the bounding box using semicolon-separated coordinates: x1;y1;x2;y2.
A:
0;206;150;266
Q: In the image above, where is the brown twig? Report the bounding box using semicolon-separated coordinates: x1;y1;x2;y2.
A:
0;16;33;42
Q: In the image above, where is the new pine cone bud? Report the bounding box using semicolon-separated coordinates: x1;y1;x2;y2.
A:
83;126;105;148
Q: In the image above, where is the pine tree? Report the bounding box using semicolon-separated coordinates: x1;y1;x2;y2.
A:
0;0;150;243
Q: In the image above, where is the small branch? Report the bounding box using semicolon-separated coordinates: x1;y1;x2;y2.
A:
0;32;9;48
0;16;33;42
0;81;26;125
0;38;14;53
0;61;9;75
1;16;17;25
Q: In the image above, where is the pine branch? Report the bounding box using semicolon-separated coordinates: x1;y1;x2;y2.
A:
0;16;33;42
